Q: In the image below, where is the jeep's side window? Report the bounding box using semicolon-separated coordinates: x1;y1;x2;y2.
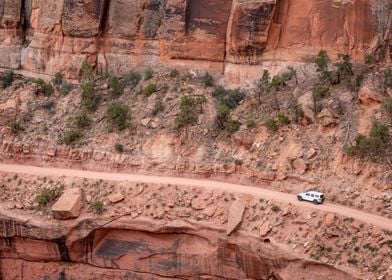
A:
311;194;314;197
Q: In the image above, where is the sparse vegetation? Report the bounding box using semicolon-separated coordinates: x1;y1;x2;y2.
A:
8;120;24;135
36;186;63;208
315;50;331;82
152;98;165;116
74;111;92;129
81;81;100;112
123;71;141;89
107;73;124;97
114;143;124;153
81;59;94;81
106;103;131;131
144;83;157;96
383;68;392;91
170;69;179;78
383;98;392;118
144;67;154;80
265;118;278;132
1;70;14;88
202;72;214;87
277;112;291;125
271;205;281;212
344;122;390;161
63;129;82;145
90;200;104;214
32;79;54;96
175;95;207;128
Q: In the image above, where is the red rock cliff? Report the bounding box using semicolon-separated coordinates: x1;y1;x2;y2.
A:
0;0;390;82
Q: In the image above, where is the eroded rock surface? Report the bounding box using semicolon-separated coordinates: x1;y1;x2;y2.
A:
0;0;389;82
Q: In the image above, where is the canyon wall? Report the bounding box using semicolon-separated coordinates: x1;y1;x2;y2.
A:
0;0;389;83
0;211;356;280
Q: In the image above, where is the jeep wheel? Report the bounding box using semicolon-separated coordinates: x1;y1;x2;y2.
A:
313;200;319;205
297;196;303;201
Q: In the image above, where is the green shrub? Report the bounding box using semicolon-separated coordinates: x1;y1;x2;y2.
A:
202;72;214;87
106;103;131;131
32;79;54;96
74;111;92;129
114;143;124;153
225;120;240;133
335;53;353;82
175;95;206;128
364;53;375;65
54;72;64;86
107;73;123;97
63;129;82;145
344;122;390;161
256;70;271;104
90;200;104;214
144;83;157;96
81;59;94;81
271;75;287;91
247;118;256;129
170;69;179;78
123;71;141;89
315;50;331;82
36;186;63;208
265;118;278;132
152;98;165;116
383;98;392;117
81;81;100;112
383;69;392;90
60;83;73;96
288;99;304;123
144;67;153;80
41;100;56;112
1;70;14;88
313;85;329;99
8;120;24;135
277;112;291;125
271;205;281;212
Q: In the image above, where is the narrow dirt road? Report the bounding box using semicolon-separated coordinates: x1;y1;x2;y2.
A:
1;163;392;231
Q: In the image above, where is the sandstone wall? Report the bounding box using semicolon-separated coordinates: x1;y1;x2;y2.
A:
0;0;390;82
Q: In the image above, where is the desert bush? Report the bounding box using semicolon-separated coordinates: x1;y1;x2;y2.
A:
90;200;104;214
41;100;56;112
81;59;94;81
63;129;82;145
364;53;375;65
81;81;100;112
271;205;281;212
36;186;63;208
247;118;256;129
383;98;392;117
344;122;390;161
170;69;179;78
256;70;271;104
288;98;304;123
32;79;54;96
8;120;24;135
383;69;392;91
277;112;291;125
106;103;131;131
114;143;124;153
1;70;14;88
265;118;278;132
152;98;165;116
335;53;353;83
107;73;123;97
74;111;92;129
144;67;153;80
144;83;157;96
123;71;141;89
202;72;214;87
54;72;64;86
315;50;331;82
175;95;206;128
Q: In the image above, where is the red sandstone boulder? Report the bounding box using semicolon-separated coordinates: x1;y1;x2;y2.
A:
51;189;82;220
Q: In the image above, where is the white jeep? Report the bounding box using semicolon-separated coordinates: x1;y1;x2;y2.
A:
297;190;325;204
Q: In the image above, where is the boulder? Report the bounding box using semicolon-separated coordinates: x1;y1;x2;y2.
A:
291;158;307;174
324;213;335;227
318;108;339;127
259;222;272;237
305;148;318;160
51;189;82;220
107;193;125;204
226;200;245;235
358;86;386;105
297;91;315;122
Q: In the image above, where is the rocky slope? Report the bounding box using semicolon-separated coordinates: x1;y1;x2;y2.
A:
2;172;390;279
0;0;390;83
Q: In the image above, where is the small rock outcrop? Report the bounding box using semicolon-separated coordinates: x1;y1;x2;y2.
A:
51;189;82;220
226;200;245;235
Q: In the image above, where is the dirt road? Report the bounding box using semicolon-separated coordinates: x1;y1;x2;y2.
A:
1;163;391;231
